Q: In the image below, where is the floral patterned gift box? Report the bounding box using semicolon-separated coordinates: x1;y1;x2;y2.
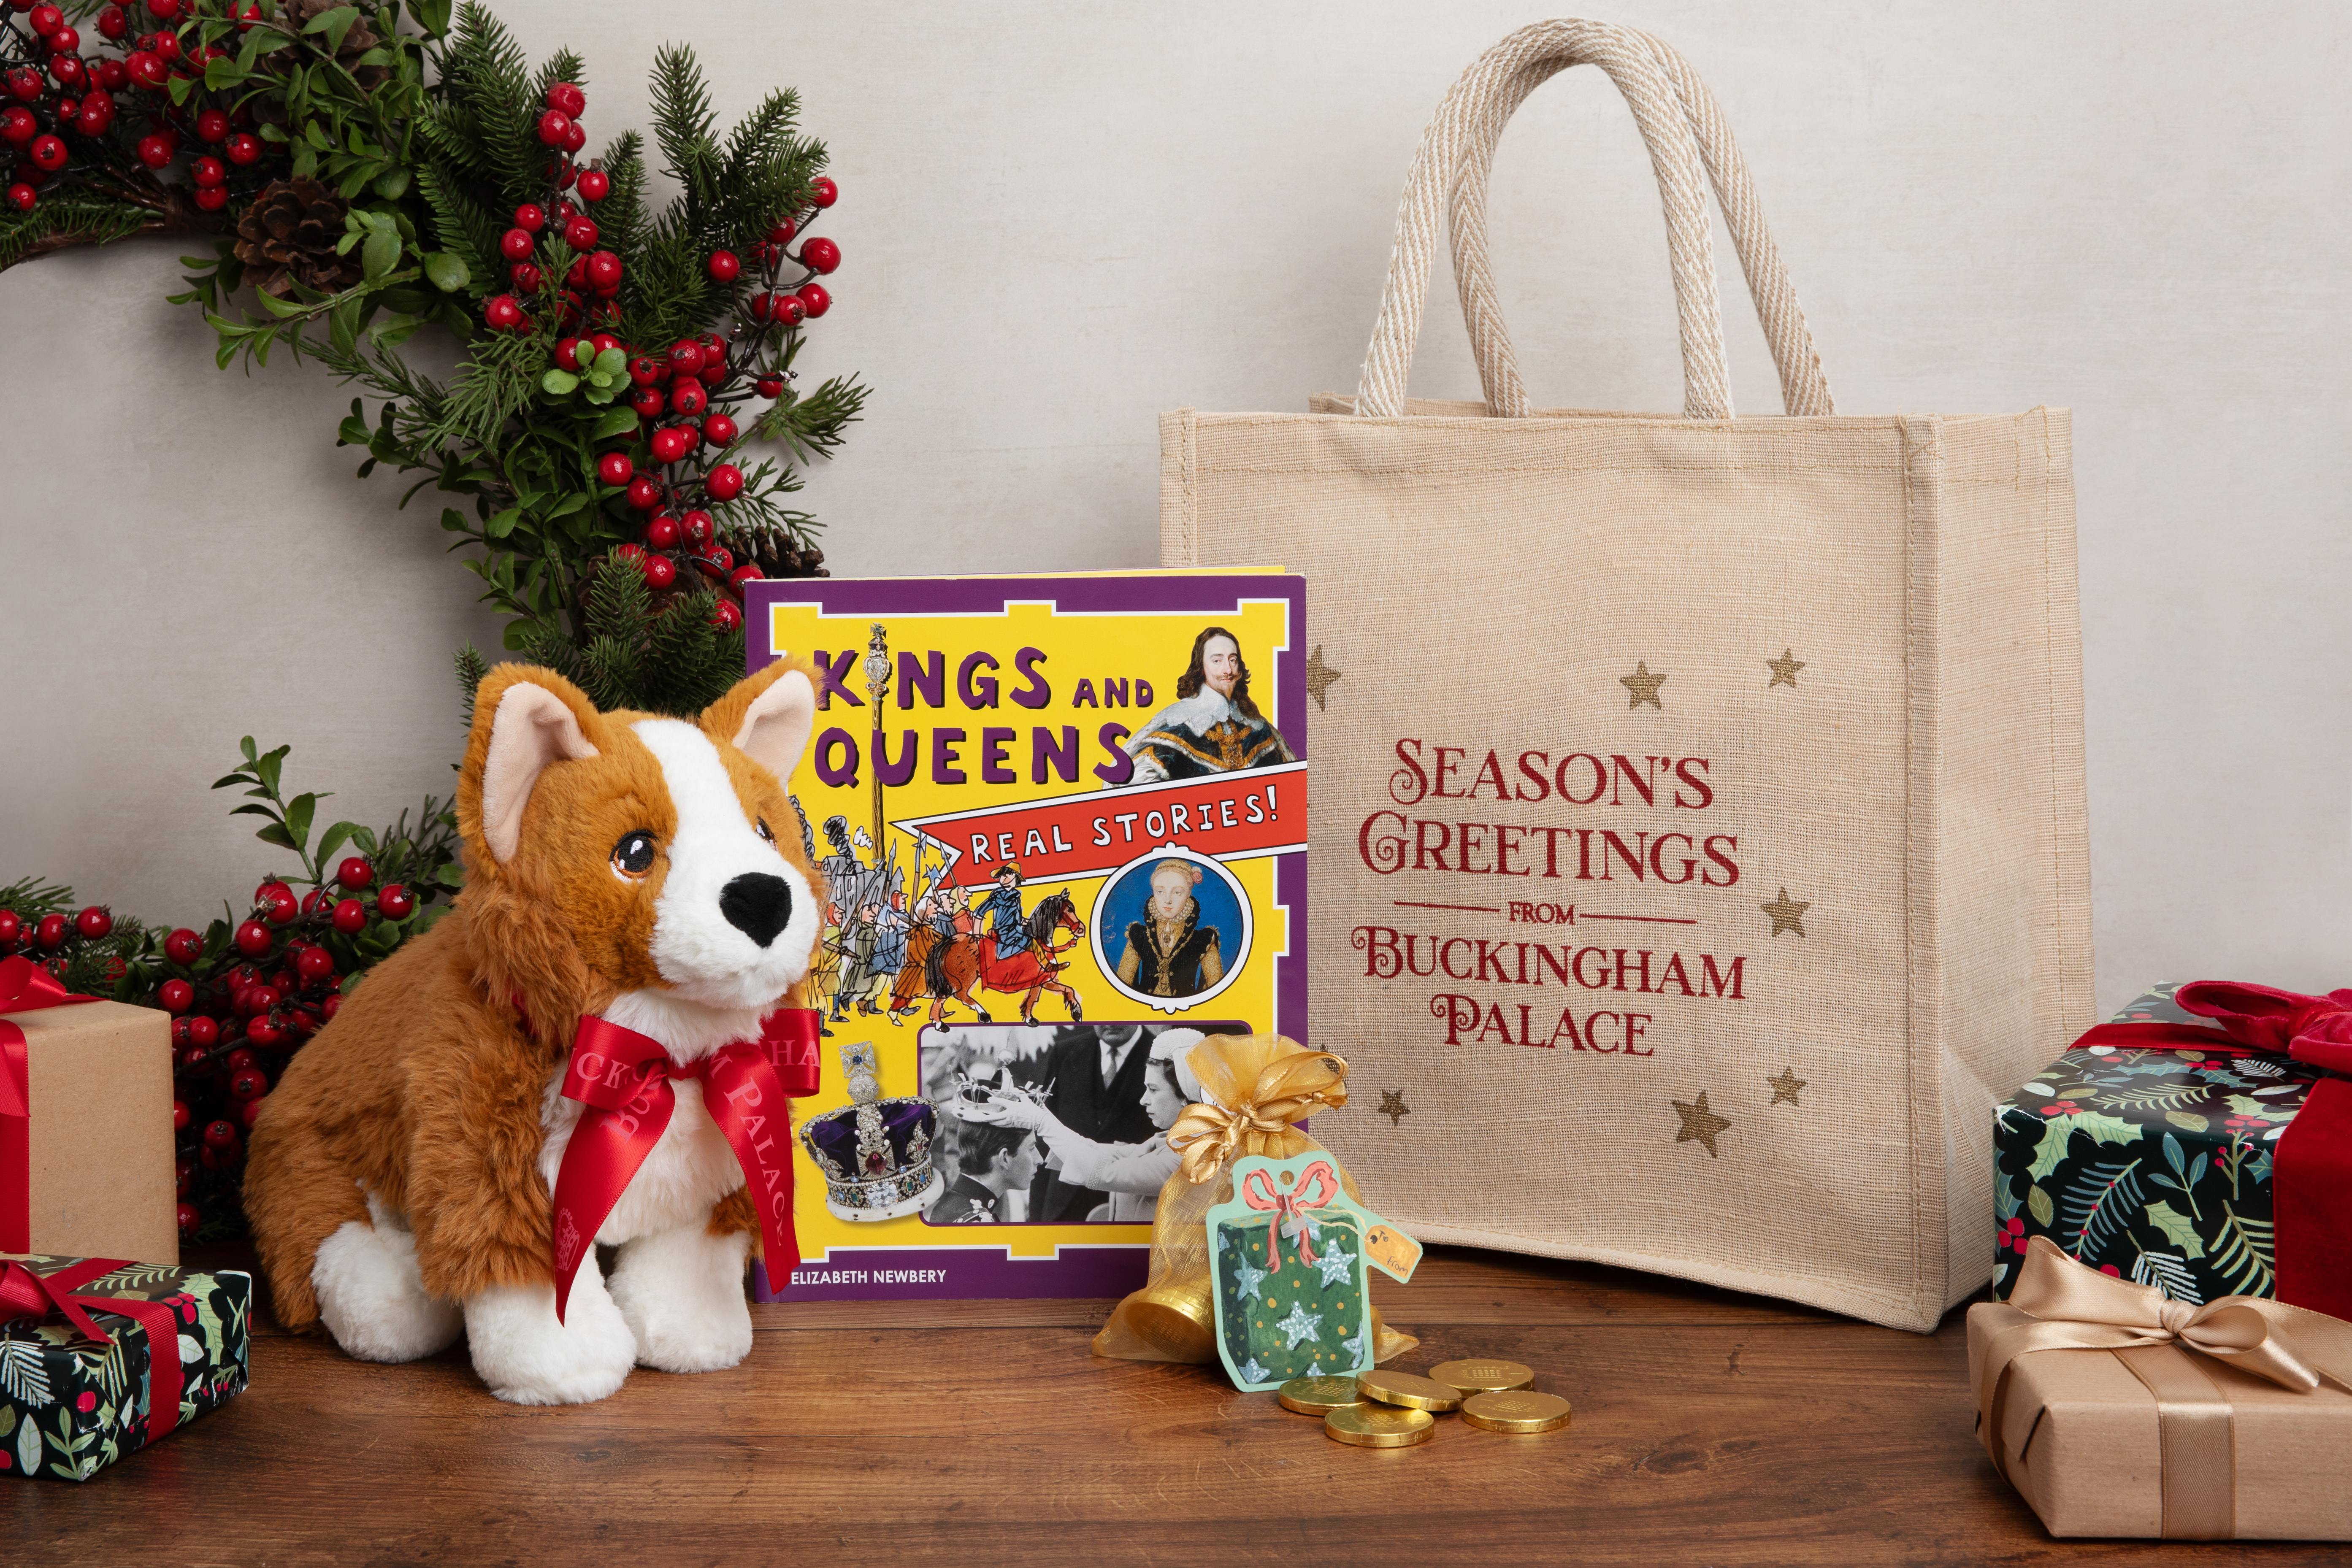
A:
1993;982;2351;1314
0;1254;250;1481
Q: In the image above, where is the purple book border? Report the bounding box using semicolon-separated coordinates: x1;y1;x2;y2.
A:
745;573;1307;1302
754;1246;1146;1303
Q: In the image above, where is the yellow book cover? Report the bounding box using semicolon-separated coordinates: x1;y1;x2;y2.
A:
745;573;1310;1299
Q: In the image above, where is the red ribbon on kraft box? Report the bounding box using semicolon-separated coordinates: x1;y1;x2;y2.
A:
2075;981;2352;1320
0;956;101;1255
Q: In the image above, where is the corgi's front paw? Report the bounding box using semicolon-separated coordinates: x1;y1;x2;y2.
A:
607;1226;754;1374
462;1274;636;1406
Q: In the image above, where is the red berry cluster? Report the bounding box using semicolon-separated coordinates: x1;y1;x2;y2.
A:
470;80;845;623
2;0;259;216
587;180;843;623
150;857;409;1234
478;79;615;336
0;902;119;964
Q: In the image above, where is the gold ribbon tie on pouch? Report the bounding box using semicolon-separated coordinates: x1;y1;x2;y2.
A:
1165;1047;1348;1185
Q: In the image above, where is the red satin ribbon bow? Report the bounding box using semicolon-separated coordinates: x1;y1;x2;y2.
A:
2080;981;2352;1073
2074;981;2352;1320
545;1007;821;1321
0;1257;184;1445
0;955;101;1254
1240;1159;1341;1273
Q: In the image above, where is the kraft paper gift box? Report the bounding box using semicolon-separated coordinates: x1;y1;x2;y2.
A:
1;959;179;1266
0;1254;251;1481
1993;981;2350;1318
1970;1238;2352;1540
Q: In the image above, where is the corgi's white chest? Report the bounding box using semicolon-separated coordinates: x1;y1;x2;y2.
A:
536;991;769;1245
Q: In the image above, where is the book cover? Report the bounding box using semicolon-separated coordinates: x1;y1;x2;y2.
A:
743;573;1310;1300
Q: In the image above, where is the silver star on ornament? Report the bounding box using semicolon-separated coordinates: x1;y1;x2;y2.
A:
1234;1260;1269;1302
1275;1302;1324;1350
1342;1327;1367;1359
1239;1358;1268;1384
1314;1245;1355;1289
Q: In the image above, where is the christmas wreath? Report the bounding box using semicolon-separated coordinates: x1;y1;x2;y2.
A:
1;0;870;1236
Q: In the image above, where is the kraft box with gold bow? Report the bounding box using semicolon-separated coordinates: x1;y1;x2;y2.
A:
1993;981;2351;1319
0;1254;251;1481
1970;1237;2352;1539
1;959;178;1266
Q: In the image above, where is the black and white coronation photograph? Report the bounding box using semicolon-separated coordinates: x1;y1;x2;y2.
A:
916;1023;1230;1225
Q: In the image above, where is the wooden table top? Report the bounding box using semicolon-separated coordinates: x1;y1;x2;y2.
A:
4;1243;2340;1564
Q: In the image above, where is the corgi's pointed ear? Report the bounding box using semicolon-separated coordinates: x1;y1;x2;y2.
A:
460;667;603;867
705;656;817;784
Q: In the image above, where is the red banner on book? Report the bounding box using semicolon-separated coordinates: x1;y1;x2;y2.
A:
897;762;1307;887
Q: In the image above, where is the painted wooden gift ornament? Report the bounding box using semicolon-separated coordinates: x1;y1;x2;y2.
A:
1207;1152;1421;1391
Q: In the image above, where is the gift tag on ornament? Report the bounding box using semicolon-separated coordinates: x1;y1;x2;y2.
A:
1205;1153;1419;1393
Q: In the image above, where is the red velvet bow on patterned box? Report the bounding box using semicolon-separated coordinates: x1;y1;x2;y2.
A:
2073;982;2352;1319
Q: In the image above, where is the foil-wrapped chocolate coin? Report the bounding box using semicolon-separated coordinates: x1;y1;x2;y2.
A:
1277;1375;1366;1416
1355;1368;1465;1411
1325;1403;1436;1448
1428;1357;1536;1395
1461;1390;1572;1434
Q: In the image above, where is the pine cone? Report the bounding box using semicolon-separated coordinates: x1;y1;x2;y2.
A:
234;179;363;300
268;0;390;91
732;533;829;581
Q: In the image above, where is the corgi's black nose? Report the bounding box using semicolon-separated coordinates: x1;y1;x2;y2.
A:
720;873;793;948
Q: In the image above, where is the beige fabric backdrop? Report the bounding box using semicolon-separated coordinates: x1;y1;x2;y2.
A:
0;2;2345;1027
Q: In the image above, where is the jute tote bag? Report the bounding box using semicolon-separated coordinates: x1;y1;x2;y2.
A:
1159;20;2093;1331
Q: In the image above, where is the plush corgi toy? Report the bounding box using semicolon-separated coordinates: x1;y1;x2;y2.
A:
244;659;824;1405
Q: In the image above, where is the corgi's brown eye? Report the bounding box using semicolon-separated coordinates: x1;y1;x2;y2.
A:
755;818;775;843
612;831;658;879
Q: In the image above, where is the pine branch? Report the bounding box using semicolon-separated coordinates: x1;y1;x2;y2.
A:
454;644;490;724
721;88;801;191
0;877;78;921
0;189;219;269
591;130;648;267
425;319;547;449
413;161;501;297
435;2;542;203
648;43;720;208
709;455;825;549
751;373;870;464
530;49;587;109
623;207;721;351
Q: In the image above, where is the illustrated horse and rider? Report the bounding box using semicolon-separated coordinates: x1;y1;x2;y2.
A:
852;863;1083;1027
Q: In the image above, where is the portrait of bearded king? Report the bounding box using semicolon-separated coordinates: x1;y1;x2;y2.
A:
1121;625;1295;783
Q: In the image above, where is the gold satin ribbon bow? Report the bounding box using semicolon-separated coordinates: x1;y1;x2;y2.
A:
1165;1046;1348;1185
1978;1237;2352;1539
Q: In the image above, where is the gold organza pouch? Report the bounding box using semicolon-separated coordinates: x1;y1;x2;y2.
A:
1092;1034;1417;1365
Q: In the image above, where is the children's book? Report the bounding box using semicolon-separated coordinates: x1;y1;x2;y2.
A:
743;573;1309;1300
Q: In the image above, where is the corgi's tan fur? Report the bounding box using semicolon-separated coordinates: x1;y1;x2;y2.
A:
244;658;824;1404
